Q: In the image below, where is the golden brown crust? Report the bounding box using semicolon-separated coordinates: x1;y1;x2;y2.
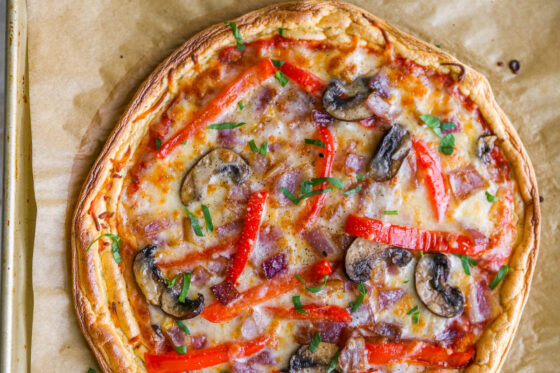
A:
71;1;540;372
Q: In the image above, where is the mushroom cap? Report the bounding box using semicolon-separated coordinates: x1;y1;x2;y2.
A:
322;78;374;121
344;238;412;283
415;253;465;318
132;245;165;306
161;289;204;319
289;342;340;372
180;148;251;204
476;135;497;165
367;123;411;181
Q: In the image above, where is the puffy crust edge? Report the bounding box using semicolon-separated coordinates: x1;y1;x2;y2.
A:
71;1;540;372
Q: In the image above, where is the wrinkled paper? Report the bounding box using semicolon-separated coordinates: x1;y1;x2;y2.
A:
28;0;560;371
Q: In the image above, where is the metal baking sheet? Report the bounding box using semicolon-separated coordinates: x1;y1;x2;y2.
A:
1;0;35;372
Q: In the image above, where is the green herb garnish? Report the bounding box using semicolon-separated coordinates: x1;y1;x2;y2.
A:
305;138;326;148
407;305;420;323
207;122;245;130
453;254;477;276
407;305;419;315
275;70;289;86
356;173;365;181
249;139;259;152
185;208;204;237
308;333;322;353
296;274;328;293
344;186;362;195
86;233;122;263
259;141;268;155
281;187;300;204
181;141;187;145
167;274;179;288
272;59;285;68
349;282;368;312
87;369;97;373
292;295;308;314
177;320;191;335
485;191;498;202
238;101;244;110
419;114;456;155
327;349;340;373
489;265;509;290
175;345;187;355
201;204;213;232
155;138;162;151
279;27;285;36
224;21;245;50
178;273;192;304
309;177;344;190
383;210;398;215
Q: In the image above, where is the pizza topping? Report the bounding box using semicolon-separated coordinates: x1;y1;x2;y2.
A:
133;246;205;319
210;280;240;305
288;342;339;372
265;304;351;322
476;134;498;164
224;21;245;51
322;78;373;121
338;336;366;371
448;164;488;200
262;253;288;279
180;148;251;204
415;253;465;318
367;123;412;181
303;227;340;259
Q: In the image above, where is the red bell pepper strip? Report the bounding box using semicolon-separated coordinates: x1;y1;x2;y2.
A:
413;139;449;221
226;191;268;285
265;304;351;322
157;235;238;269
145;335;270;373
202;259;332;323
366;342;474;369
345;215;486;256
300;125;336;230
279;61;327;98
157;58;276;159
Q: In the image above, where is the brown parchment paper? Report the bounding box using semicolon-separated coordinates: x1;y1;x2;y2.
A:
27;0;559;371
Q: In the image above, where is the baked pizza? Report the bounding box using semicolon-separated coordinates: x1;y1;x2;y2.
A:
72;2;540;372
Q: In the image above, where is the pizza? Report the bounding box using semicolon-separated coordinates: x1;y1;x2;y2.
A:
72;2;540;372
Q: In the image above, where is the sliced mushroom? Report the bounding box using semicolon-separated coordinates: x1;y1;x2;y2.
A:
345;238;412;283
133;245;204;319
322;78;373;121
289;342;340;372
415;253;465;318
180;148;251;204
367;123;411;181
476;135;497;164
161;287;204;319
133;245;165;305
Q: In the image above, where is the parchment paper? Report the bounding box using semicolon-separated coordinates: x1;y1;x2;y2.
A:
27;0;560;371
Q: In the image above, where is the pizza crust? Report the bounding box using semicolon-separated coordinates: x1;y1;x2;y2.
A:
71;2;540;372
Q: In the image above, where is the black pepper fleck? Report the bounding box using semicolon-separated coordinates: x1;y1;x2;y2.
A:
319;153;325;158
120;55;123;59
508;59;520;74
322;251;328;257
539;195;544;203
497;61;504;67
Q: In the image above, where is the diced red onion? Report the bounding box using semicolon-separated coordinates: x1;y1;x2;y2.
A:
369;72;391;98
377;289;406;310
303;227;340;258
262;253;288;279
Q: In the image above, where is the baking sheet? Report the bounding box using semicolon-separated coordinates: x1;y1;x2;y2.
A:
26;0;560;371
1;0;34;372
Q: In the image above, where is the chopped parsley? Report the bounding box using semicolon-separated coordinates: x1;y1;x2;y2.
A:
86;233;122;263
178;273;192;304
304;138;326;148
308;333;322;353
356;173;365;181
177;320;190;335
486;191;498;202
292;295;308;314
349;282;368;312
175;345;187;355
207;122;245;130
155;138;162;151
344;186;362;195
185;208;204;237
238;101;244;110
296;274;328;293
407;305;420;324
201;204;213;232
383;210;398;215
327;349;340;373
272;59;285;68
224;21;245;50
275;70;289;86
419;114;457;155
279;27;285;36
453;254;477;275
489;265;509;290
